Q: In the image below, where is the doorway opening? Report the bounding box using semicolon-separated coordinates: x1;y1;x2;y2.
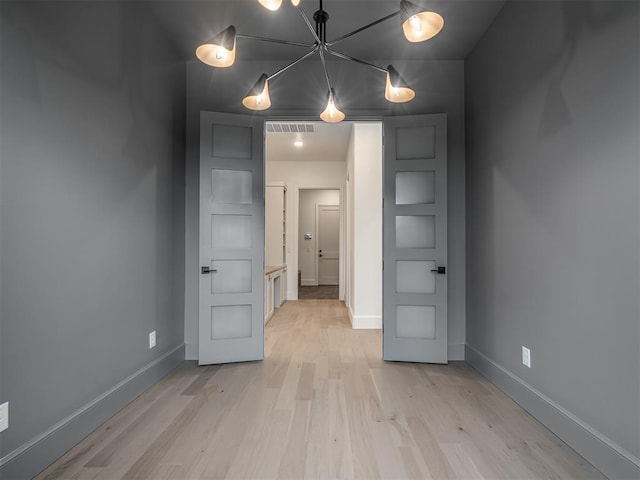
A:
263;120;384;330
298;190;340;299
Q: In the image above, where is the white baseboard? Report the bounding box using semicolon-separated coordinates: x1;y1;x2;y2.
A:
318;277;338;285
350;314;382;329
301;279;317;286
466;345;640;480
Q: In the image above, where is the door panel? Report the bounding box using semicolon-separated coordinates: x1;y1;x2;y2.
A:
317;205;340;285
199;112;264;365
383;114;447;363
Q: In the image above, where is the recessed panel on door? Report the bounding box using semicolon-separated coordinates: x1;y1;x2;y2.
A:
211;305;252;339
396;305;436;339
396;126;435;160
396;260;436;294
211;169;252;205
211;260;252;294
211;214;252;250
396;171;435;205
212;124;252;159
396;215;435;249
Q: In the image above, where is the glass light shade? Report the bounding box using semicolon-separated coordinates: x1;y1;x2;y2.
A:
242;74;272;111
259;0;283;10
385;65;415;103
320;89;345;123
195;26;237;67
400;1;444;42
291;0;300;5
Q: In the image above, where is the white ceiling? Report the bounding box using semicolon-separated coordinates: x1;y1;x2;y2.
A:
266;121;353;162
151;0;507;62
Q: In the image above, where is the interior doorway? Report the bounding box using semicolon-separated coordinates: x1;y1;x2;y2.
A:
298;190;340;299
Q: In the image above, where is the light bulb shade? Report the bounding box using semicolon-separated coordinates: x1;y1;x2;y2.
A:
259;0;283;10
291;0;300;5
320;89;345;123
242;74;272;111
195;26;237;67
385;65;415;103
400;0;444;42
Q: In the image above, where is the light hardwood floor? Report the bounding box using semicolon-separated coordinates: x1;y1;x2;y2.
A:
37;300;605;480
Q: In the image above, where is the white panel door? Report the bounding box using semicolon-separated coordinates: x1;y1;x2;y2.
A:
383;114;447;363
199;112;264;365
317;205;339;285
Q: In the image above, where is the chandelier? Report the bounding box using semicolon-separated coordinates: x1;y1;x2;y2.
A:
196;0;444;123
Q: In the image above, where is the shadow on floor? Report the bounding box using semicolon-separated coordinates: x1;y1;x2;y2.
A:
298;285;338;300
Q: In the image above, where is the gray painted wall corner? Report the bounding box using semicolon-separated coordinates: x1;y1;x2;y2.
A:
0;346;185;480
466;345;640;480
464;1;640;478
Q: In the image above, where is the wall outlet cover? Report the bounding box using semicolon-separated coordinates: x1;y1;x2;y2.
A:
149;331;156;349
0;402;8;432
522;346;531;368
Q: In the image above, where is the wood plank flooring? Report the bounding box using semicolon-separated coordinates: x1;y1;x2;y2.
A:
37;300;606;480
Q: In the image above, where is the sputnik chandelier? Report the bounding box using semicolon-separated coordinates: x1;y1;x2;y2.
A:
196;0;444;123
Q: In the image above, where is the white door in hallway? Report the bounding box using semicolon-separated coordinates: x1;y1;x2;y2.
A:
199;112;265;365
383;114;448;363
317;204;339;285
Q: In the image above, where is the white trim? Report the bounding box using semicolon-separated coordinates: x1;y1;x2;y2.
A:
301;278;317;286
350;314;382;329
466;344;640;480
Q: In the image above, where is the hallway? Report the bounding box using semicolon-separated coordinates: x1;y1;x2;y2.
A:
38;301;603;479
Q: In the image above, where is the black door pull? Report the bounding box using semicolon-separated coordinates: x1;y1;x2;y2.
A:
430;266;446;275
201;266;217;274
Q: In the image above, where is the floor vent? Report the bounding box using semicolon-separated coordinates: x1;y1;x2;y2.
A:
267;123;315;133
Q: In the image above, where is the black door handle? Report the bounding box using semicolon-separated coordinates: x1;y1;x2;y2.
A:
201;266;217;274
430;266;446;275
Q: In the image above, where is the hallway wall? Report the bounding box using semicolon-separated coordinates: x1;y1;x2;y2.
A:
0;3;186;477
465;1;640;478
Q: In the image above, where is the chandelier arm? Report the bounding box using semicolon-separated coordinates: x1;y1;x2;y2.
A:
317;48;333;91
326;49;387;74
267;46;319;81
327;10;401;47
236;34;315;48
296;5;322;45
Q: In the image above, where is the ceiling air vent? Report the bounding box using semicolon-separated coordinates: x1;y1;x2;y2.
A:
267;123;315;133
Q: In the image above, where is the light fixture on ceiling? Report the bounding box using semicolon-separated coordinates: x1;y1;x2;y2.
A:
196;0;444;123
294;140;304;147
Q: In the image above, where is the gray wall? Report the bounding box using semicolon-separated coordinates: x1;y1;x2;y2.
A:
184;58;467;360
0;2;186;477
465;1;640;477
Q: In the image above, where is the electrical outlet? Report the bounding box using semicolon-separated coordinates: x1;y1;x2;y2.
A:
522;346;531;368
149;331;156;349
0;402;8;432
